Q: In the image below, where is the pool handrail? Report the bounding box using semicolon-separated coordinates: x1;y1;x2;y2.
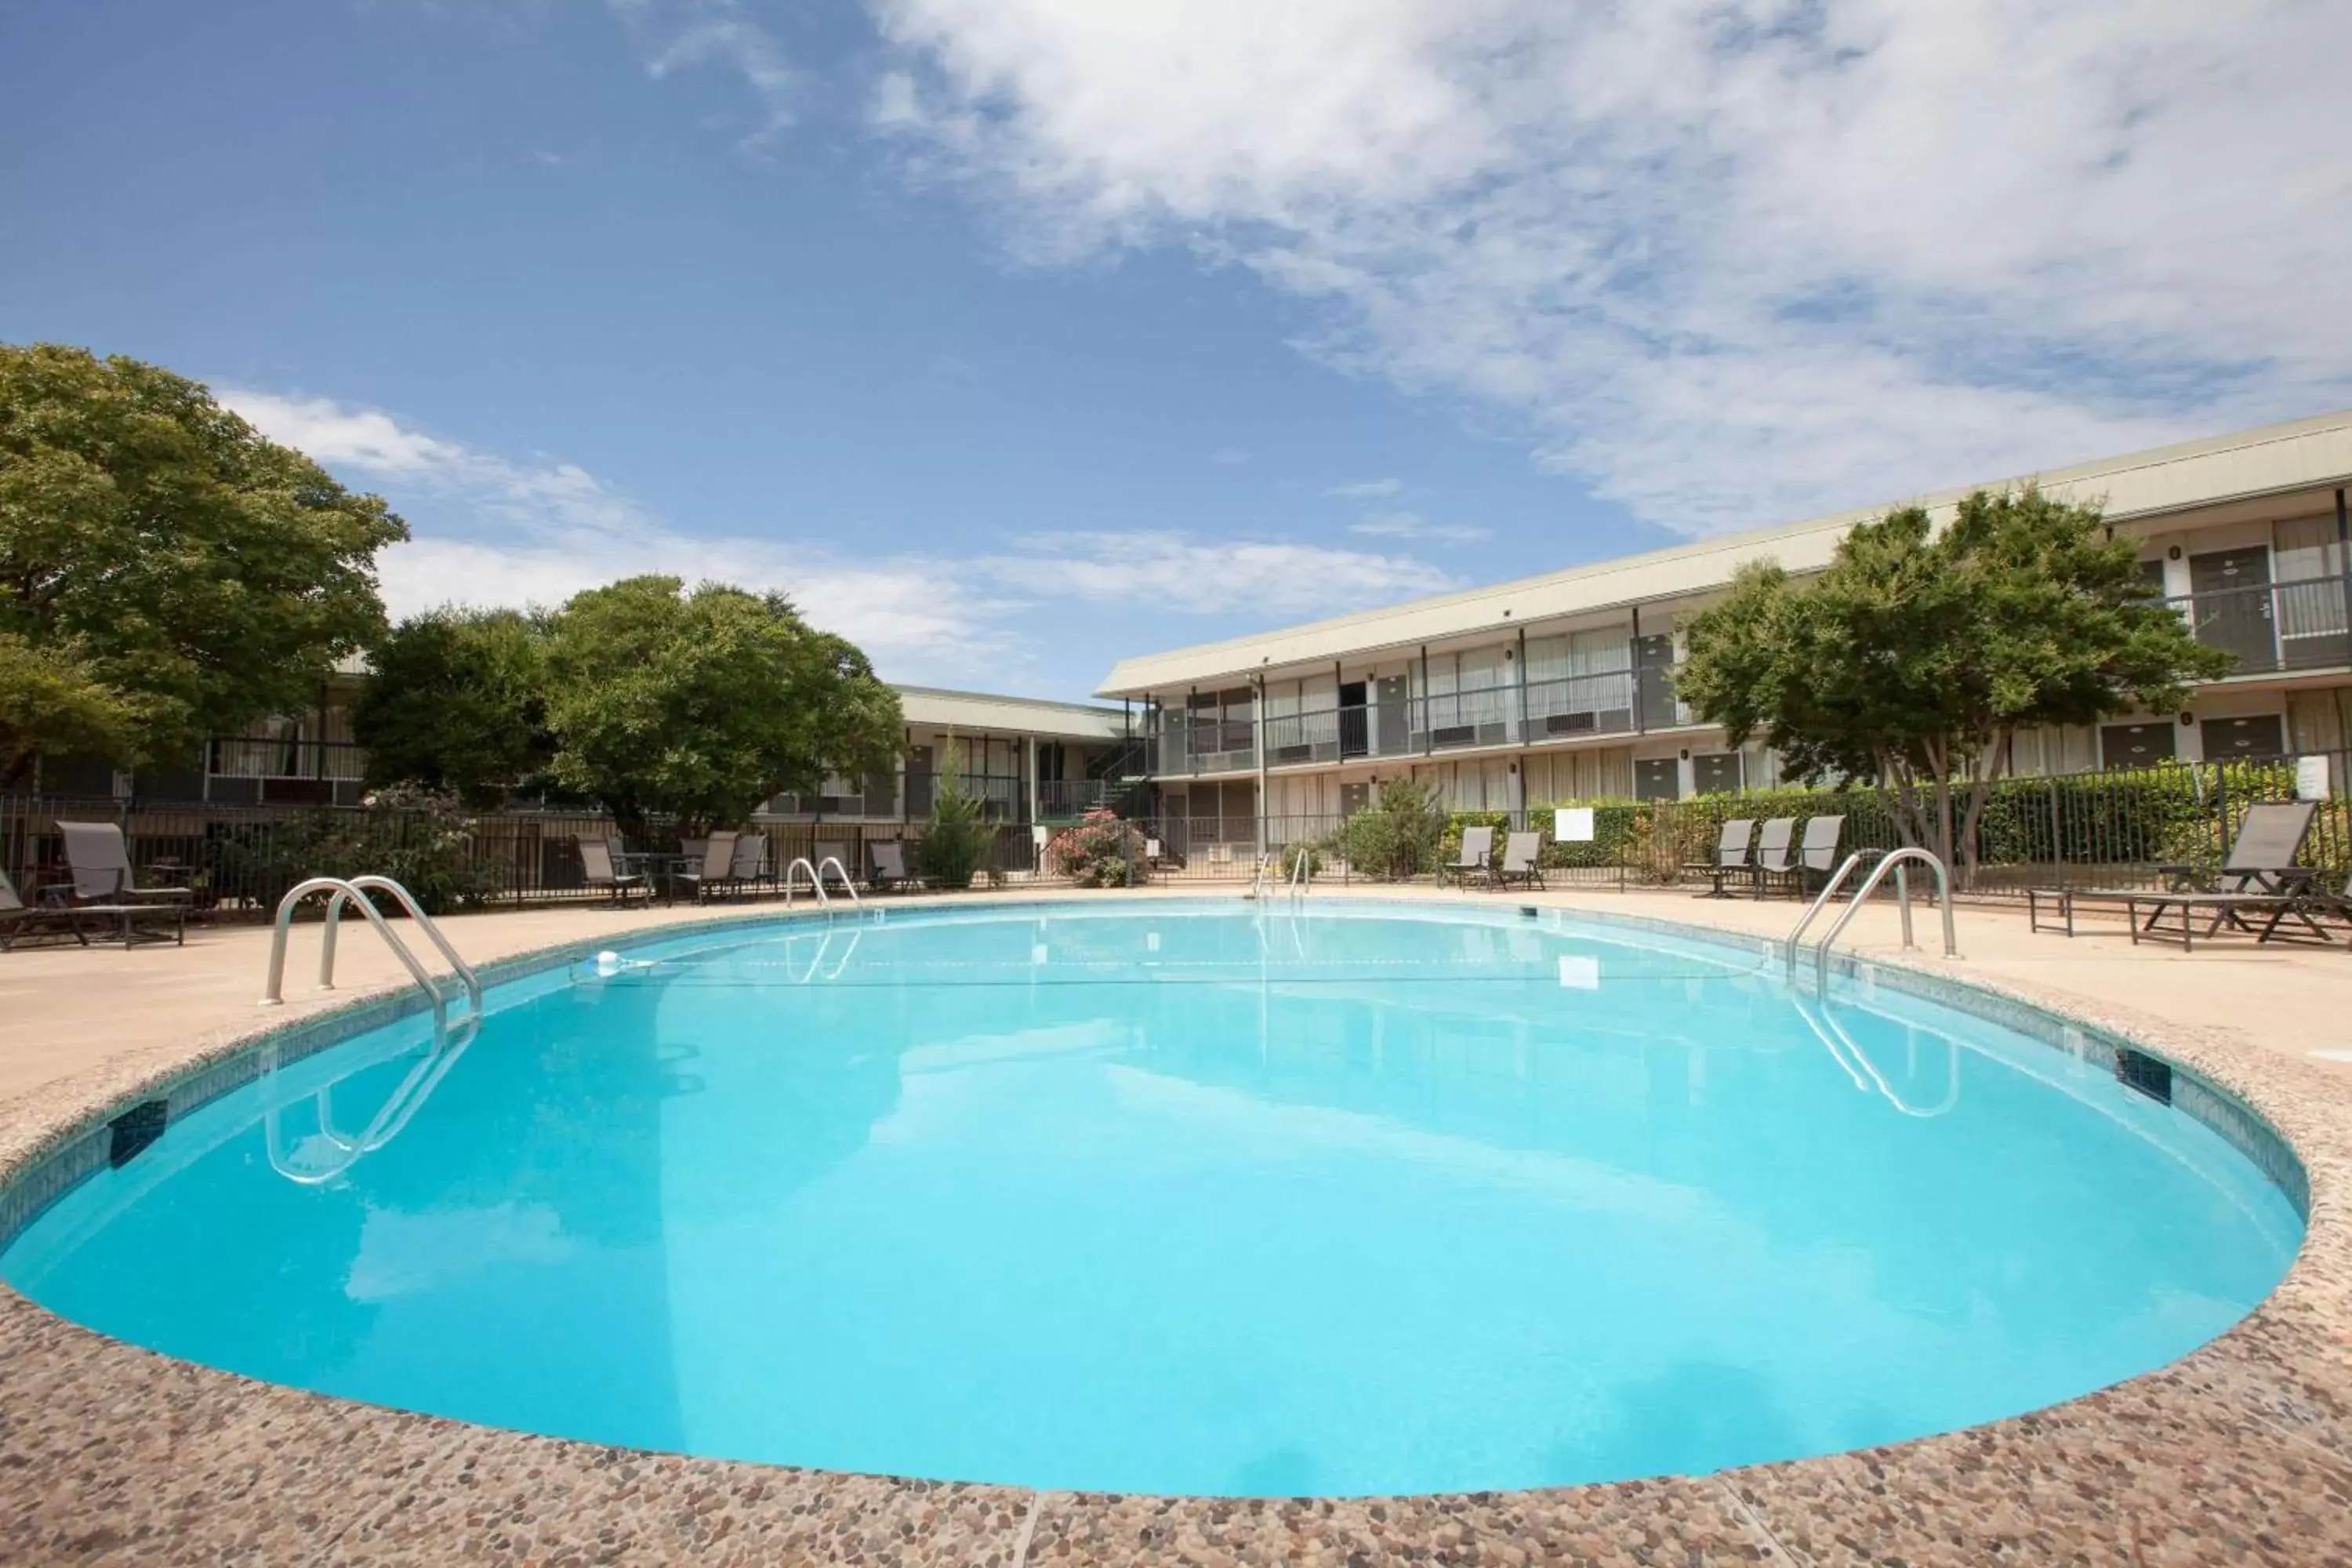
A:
1788;846;1959;993
318;875;481;1014
260;876;476;1033
782;856;829;907
816;855;862;906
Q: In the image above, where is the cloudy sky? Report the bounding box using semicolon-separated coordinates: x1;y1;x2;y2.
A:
4;1;2347;697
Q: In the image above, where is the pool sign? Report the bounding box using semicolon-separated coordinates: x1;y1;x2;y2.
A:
1555;807;1595;842
2296;755;2329;800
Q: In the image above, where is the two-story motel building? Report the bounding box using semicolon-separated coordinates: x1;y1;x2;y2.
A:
1095;410;2352;851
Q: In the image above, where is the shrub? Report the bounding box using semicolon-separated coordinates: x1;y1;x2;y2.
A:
914;762;994;890
1275;840;1323;880
1328;779;1448;881
207;785;502;916
1047;808;1144;887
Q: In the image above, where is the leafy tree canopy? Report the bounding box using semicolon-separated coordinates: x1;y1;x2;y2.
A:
1675;488;2233;879
0;343;406;764
542;575;903;831
352;608;557;808
0;633;139;787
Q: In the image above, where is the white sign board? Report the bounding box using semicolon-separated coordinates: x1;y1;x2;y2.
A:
2297;754;2330;801
1033;825;1052;848
1555;807;1595;842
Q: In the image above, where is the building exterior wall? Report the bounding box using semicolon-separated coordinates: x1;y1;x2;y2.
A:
1105;412;2352;817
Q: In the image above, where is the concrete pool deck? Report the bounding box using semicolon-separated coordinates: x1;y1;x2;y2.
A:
2;884;2350;1563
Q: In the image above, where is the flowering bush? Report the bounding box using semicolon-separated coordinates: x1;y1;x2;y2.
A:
1047;808;1145;887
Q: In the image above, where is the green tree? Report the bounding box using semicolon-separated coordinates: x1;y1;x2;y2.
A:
0;343;407;764
354;608;556;807
916;754;996;889
0;633;140;787
542;575;902;833
1676;488;2232;882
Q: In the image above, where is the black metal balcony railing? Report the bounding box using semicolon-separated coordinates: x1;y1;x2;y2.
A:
1160;666;1690;775
2166;576;2352;676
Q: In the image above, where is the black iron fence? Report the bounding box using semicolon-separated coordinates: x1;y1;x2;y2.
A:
6;750;2345;916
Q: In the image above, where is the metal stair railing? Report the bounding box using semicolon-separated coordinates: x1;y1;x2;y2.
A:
816;855;863;906
1783;847;1958;993
782;856;828;907
260;876;481;1034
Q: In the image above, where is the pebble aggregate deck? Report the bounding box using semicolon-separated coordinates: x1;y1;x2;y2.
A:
3;895;2348;1566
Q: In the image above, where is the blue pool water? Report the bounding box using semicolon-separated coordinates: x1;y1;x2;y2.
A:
1;902;2301;1497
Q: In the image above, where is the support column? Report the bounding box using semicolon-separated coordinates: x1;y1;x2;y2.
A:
1253;674;1269;868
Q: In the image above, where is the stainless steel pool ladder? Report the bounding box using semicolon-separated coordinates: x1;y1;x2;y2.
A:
1287;844;1312;898
259;875;482;1036
781;855;859;907
1784;847;1958;993
817;855;862;906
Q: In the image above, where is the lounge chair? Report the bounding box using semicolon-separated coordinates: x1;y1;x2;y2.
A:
1443;825;1496;887
1791;815;1847;896
1744;818;1798;898
674;831;743;904
56;821;194;906
1;869;184;949
579;838;650;906
813;840;854;894
1687;818;1755;898
1;870;93;950
869;840;925;893
731;831;774;895
2030;800;2322;946
1487;829;1546;891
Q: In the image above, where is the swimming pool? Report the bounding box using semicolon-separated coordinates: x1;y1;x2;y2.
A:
0;900;2303;1498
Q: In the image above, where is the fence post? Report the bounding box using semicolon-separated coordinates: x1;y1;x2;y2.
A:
2046;779;2062;891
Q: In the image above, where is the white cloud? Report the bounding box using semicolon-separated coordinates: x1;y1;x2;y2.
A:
993;531;1454;616
1347;510;1490;543
1327;477;1403;499
867;0;2352;536
611;1;797;154
222;390;1456;681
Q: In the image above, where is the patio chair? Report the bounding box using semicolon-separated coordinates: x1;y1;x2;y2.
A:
1791;815;1847;896
1487;830;1546;891
1744;818;1798;898
1442;825;1496;887
578;838;650;907
56;821;194;906
813;840;854;894
1686;818;1755;898
1;869;184;949
731;831;774;895
869;840;926;893
2123;868;2351;949
1;869;93;950
2029;800;2322;945
674;831;743;904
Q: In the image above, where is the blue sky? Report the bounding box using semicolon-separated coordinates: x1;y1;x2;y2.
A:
5;1;2346;699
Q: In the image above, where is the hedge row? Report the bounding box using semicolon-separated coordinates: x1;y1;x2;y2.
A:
1425;757;2352;884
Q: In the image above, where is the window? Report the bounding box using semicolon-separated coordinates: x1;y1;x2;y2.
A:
1634;757;1680;801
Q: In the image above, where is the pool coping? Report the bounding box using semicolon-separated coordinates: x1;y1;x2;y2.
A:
3;891;2350;1564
